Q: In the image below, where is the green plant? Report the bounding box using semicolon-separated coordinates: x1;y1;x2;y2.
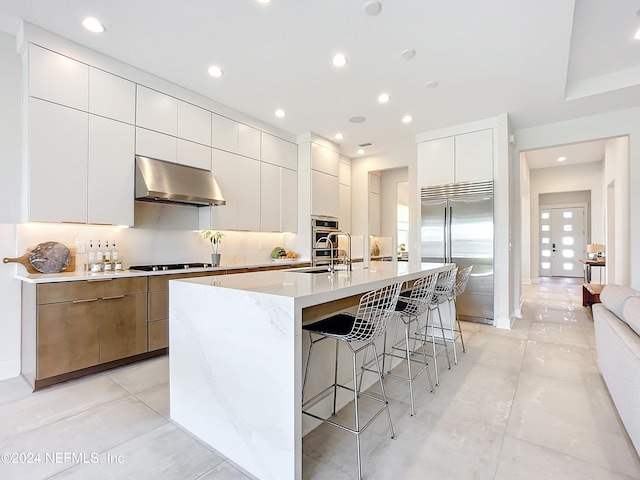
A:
202;230;224;254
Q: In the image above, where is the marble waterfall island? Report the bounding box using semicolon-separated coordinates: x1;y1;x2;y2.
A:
169;261;450;480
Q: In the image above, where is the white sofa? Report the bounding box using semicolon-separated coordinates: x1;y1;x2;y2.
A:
593;285;640;454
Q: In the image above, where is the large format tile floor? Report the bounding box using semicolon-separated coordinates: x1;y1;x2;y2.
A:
1;278;639;479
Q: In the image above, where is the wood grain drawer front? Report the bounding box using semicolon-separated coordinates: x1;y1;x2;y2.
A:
149;320;168;351
149;290;168;321
99;293;148;363
37;301;100;379
38;277;147;304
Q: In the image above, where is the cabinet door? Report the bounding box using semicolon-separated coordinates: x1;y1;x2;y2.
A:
339;160;351;186
238;124;261;160
311;143;339;176
339;183;351;234
211;114;238;153
311;170;339;218
260;162;280;232
89;68;135;124
178;101;211;145
29;44;89;111
454;129;493;183
88;115;135;226
37;300;100;379
417;137;454;187
281;167;298;233
261;132;297;170
177;139;212;170
29;98;88;223
136;85;177;136
135;127;177;162
99;293;148;363
210;149;239;229
237;156;261;230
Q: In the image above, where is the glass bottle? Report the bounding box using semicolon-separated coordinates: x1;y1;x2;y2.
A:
104;240;111;262
96;240;104;263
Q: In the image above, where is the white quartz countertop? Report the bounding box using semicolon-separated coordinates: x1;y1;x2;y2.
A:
15;259;309;284
173;261;451;309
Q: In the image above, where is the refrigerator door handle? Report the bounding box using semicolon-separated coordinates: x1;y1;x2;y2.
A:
443;205;448;263
447;205;453;263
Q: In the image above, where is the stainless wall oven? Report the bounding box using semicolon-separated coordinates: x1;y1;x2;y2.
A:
311;216;339;266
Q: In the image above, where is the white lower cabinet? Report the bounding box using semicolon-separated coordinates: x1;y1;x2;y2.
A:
28;98;88;223
88;115;135;226
311;170;339;218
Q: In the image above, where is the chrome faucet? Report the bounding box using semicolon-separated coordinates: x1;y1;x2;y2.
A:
327;231;352;272
315;236;336;273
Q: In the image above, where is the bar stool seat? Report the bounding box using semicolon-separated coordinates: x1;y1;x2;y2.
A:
302;281;402;480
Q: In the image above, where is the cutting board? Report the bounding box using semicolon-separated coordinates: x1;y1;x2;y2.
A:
3;242;76;274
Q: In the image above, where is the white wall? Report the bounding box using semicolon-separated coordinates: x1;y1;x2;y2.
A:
0;31;22;379
515;107;640;290
526;161;604;280
350;146;416;266
604;136;630;285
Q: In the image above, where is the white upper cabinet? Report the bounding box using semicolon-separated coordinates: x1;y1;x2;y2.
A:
454;129;493;183
311;143;339;176
417;130;493;186
176;139;211;170
135;127;177;162
281;168;297;233
88;115;135;226
260;162;281;232
417;137;455;187
210;150;239;230
29;45;88;111
28;98;88;223
261;133;297;170
238;124;261;160
211;114;239;154
178;101;211;146
339;160;351;186
89;68;135;124
136;85;177;136
311;170;339;218
237;157;261;231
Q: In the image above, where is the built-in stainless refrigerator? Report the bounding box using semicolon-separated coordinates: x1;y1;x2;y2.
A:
421;181;494;323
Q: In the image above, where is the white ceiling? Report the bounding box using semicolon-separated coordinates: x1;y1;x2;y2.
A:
524;139;607;170
0;0;638;159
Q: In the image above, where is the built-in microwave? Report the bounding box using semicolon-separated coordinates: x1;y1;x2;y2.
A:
311;216;339;266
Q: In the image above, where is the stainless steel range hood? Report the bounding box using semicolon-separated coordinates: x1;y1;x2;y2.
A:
135;155;226;207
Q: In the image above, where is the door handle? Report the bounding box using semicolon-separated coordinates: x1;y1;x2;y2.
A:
101;294;125;300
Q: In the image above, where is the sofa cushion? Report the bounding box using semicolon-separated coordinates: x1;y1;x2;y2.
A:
622;296;640;336
600;285;640;319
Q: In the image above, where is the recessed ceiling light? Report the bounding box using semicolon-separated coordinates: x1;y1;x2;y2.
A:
377;93;390;103
332;53;348;68
207;65;224;78
349;116;366;124
256;0;272;3
402;115;413;124
635;28;640;40
275;109;286;118
362;1;382;15
425;80;439;89
82;17;106;33
400;48;416;60
335;133;344;140
357;148;365;155
557;156;567;162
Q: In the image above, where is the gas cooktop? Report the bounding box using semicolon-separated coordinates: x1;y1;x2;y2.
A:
129;263;212;272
